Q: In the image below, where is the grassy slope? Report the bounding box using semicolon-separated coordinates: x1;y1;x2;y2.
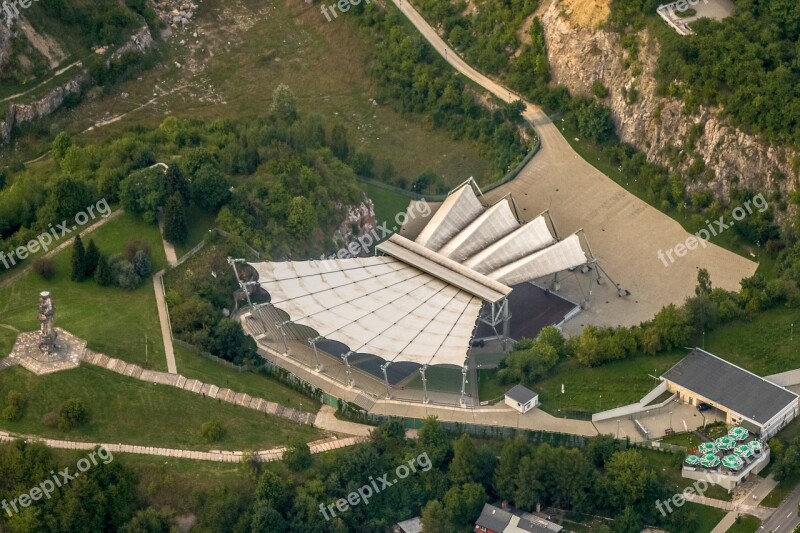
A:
0;327;16;357
724;514;761;533
0;365;320;450
0;212;169;371
12;0;492;189
173;344;320;412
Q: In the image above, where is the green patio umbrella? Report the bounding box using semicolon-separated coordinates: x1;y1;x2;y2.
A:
700;453;720;468
715;436;735;450
698;442;716;454
749;441;763;453
729;427;749;441
685;455;701;465
734;445;753;458
722;455;743;470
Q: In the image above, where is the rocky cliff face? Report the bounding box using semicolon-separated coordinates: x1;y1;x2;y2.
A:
330;196;378;258
0;22;12;70
540;1;797;203
0;25;154;144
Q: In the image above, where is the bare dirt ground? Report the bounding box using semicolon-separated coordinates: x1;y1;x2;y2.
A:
550;0;610;28
18;19;66;68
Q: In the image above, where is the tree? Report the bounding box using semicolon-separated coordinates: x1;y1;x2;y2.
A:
108;254;141;290
52;131;73;165
443;483;486;530
572;98;615;142
250;502;287;533
449;434;479;485
38;176;93;229
133;250;152;278
163;193;188;245
284;440;312;471
418;416;452;468
33;257;55;280
421;500;450;533
287;196;316;238
330;124;350;160
495;437;533;501
94;254;114;286
71;235;87;281
119;167;166;224
270;84;299;123
58;398;88;430
191;164;230;211
84;239;100;277
121;508;174;533
696;267;712;296
165;164;190;205
255;470;287;509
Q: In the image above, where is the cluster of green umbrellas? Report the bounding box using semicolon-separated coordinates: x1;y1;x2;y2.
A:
685;455;700;465
728;426;749;441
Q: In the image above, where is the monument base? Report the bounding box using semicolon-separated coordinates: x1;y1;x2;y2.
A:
9;327;84;375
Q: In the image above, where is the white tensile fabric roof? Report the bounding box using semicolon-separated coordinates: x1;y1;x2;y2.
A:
252;257;484;366
251;183;590;367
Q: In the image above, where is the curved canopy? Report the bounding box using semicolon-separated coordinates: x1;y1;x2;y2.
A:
249;182;591;368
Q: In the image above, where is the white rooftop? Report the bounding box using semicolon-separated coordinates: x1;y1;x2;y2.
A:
250;183;589;367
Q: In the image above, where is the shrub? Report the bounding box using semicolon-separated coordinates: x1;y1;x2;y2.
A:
45;398;89;431
2;390;26;421
33;257;55;280
201;420;225;442
283;440;312;471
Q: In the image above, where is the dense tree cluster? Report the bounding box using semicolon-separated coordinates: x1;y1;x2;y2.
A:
354;3;531;186
609;0;800;146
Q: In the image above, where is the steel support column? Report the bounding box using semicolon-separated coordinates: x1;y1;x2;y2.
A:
341;351;354;388
381;362;392;399
308;337;323;372
420;365;429;404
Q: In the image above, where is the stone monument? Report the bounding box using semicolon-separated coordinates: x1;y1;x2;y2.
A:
8;291;83;374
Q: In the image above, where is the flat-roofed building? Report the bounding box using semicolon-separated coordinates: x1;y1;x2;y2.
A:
661;348;799;439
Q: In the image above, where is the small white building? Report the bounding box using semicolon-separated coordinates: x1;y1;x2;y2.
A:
505;384;538;413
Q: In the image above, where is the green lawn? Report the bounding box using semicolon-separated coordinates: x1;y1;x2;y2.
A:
725;514;761;533
360;183;414;228
173;344;320;412
173;205;218;259
0;365;320;451
659;432;702;448
761;471;800;508
477;368;510;402
0;212;169;371
405;366;462;393
684;502;727;533
528;352;683;416
701;307;800;375
0;327;16;357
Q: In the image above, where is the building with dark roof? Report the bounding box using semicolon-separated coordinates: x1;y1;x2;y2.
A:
475;503;562;533
661;348;799;439
504;384;539;413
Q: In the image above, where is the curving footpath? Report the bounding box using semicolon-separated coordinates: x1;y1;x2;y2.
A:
390;0;757;331
0;430;367;463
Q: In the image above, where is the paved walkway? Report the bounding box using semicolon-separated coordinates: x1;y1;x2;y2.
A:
709;474;777;532
314;405;373;437
152;271;177;374
0;210;124;290
253;336;598;437
393;0;757;330
0;430;367;463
